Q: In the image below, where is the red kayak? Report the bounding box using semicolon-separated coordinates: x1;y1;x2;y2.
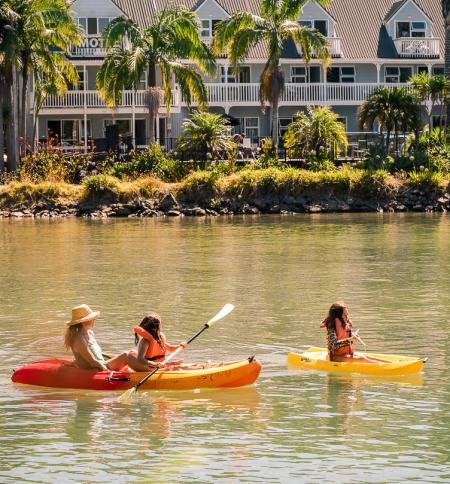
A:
11;357;262;391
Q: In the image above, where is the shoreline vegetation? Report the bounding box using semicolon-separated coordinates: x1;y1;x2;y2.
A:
1;168;449;219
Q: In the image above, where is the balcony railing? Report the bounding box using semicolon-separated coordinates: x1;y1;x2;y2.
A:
394;37;440;58
41;90;179;109
184;82;411;106
70;35;107;57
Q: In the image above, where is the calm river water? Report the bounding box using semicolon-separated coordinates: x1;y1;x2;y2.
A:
0;214;449;483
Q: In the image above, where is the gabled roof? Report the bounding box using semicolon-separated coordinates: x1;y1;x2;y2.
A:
102;0;444;60
384;0;433;23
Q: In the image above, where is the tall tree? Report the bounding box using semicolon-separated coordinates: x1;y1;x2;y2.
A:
213;0;330;147
443;1;450;127
0;0;81;169
98;6;216;144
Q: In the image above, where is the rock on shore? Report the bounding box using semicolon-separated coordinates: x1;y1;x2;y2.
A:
1;187;449;219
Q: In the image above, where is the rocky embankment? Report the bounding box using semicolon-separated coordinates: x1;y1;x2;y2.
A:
1;185;449;219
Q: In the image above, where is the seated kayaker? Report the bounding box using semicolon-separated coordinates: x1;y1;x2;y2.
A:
65;304;128;371
126;313;187;372
320;302;389;363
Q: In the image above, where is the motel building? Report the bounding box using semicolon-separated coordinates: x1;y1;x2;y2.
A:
33;0;445;151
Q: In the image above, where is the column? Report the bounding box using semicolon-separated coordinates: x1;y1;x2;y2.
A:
83;64;87;154
132;90;136;148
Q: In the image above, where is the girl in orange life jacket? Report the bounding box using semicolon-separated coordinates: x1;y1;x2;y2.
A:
320;302;389;363
125;313;187;372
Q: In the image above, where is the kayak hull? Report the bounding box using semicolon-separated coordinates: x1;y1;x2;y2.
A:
12;357;262;391
288;347;425;375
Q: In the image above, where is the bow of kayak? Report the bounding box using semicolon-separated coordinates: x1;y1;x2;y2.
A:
12;357;262;391
288;347;425;375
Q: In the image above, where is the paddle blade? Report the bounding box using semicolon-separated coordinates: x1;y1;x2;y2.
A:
206;303;234;327
117;386;137;404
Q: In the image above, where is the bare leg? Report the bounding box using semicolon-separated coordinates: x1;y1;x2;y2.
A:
106;352;129;371
332;354;390;363
125;350;157;372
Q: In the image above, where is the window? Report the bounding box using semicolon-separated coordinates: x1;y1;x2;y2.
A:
279;118;293;138
103;119;132;136
220;66;250;83
291;66;321;83
68;67;85;91
299;19;328;36
432;115;446;128
433;67;445;76
327;66;355;83
200;19;221;38
78;17;111;35
396;21;426;38
242;118;259;143
48;120;91;144
291;67;307;83
385;66;412;83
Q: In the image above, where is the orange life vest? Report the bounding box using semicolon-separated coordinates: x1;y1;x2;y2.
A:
333;319;353;357
134;326;167;361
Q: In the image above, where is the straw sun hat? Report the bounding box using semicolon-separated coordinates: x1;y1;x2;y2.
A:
66;304;100;327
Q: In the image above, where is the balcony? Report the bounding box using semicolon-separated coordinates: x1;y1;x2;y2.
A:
183;82;411;108
40;90;180;113
70;35;107;58
394;37;440;58
327;37;342;57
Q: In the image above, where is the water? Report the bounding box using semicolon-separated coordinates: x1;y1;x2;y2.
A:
0;214;449;483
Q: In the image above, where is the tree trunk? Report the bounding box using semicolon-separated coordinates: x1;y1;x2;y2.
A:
0;89;4;174
6;67;19;172
20;62;29;156
148;64;157;145
271;98;279;148
445;11;450;137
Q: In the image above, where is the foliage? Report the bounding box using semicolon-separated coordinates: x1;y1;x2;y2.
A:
212;0;330;145
248;138;284;169
18;151;114;183
175;112;237;161
359;87;422;153
97;7;216;141
110;144;189;182
408;170;445;189
0;180;81;206
361;144;389;170
82;174;120;196
284;107;348;161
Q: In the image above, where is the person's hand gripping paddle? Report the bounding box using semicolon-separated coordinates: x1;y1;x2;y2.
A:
117;304;235;404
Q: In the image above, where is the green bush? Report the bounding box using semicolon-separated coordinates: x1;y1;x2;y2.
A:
110;144;190;182
408;170;444;189
83;174;120;197
18;151;114;183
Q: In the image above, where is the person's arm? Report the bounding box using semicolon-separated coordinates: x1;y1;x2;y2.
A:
73;337;108;371
327;321;354;351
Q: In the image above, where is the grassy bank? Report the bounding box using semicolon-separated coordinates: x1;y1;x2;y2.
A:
0;168;448;210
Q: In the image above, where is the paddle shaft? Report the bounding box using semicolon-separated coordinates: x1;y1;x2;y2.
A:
133;323;210;391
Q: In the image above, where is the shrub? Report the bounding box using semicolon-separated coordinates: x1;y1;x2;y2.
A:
83;174;120;197
408;170;444;189
18;151;114;183
110;144;189;181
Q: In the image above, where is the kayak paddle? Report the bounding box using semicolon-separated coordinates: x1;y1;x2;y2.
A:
117;304;235;404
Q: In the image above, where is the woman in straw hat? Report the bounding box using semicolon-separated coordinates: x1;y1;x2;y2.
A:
65;304;128;371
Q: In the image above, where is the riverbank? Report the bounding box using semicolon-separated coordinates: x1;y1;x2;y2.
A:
1;168;449;218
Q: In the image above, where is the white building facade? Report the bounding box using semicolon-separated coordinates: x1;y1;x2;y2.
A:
34;0;445;149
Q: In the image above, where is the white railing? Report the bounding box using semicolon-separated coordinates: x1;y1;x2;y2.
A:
42;90;179;109
70;35;107;57
182;82;410;106
328;37;342;57
394;38;440;58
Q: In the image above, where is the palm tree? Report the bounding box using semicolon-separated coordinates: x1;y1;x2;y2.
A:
284;106;348;160
213;0;330;147
0;0;82;168
97;6;216;144
409;72;450;129
360;87;421;154
175;111;236;161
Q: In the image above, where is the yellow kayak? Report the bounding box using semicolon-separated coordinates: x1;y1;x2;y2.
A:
288;347;426;375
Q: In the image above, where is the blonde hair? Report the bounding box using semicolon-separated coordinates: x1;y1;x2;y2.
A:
64;323;83;350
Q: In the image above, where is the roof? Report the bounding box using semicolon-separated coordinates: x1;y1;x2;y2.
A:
108;0;444;60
